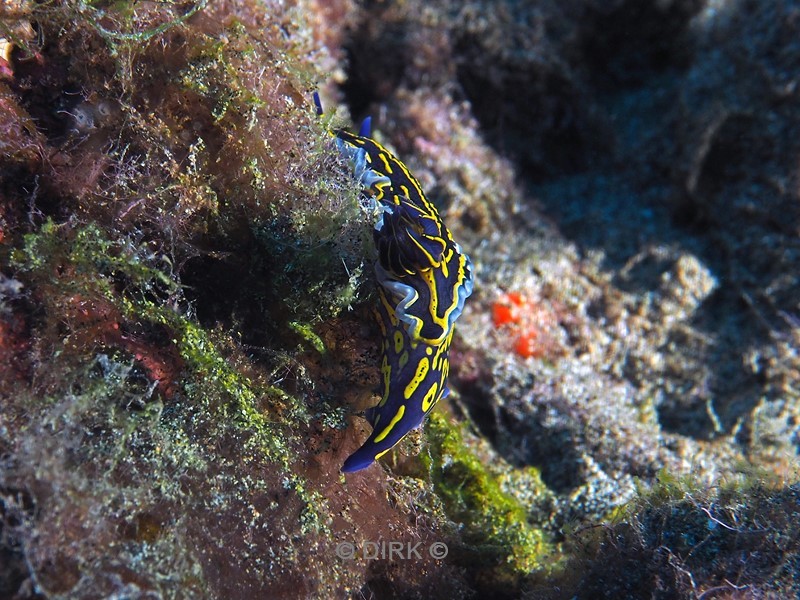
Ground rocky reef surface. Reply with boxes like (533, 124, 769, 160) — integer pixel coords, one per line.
(0, 0, 798, 597)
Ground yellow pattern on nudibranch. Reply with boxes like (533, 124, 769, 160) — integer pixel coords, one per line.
(313, 93, 474, 473)
(421, 382, 439, 413)
(404, 356, 430, 400)
(374, 405, 406, 443)
(393, 330, 404, 354)
(378, 153, 394, 174)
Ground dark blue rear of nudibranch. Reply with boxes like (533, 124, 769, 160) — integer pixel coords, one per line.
(340, 285, 456, 472)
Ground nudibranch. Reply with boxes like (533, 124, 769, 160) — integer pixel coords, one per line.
(314, 93, 474, 473)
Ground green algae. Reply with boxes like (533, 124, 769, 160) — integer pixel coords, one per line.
(289, 320, 327, 354)
(81, 0, 211, 45)
(0, 0, 403, 595)
(7, 355, 212, 597)
(425, 411, 553, 578)
(12, 219, 328, 532)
